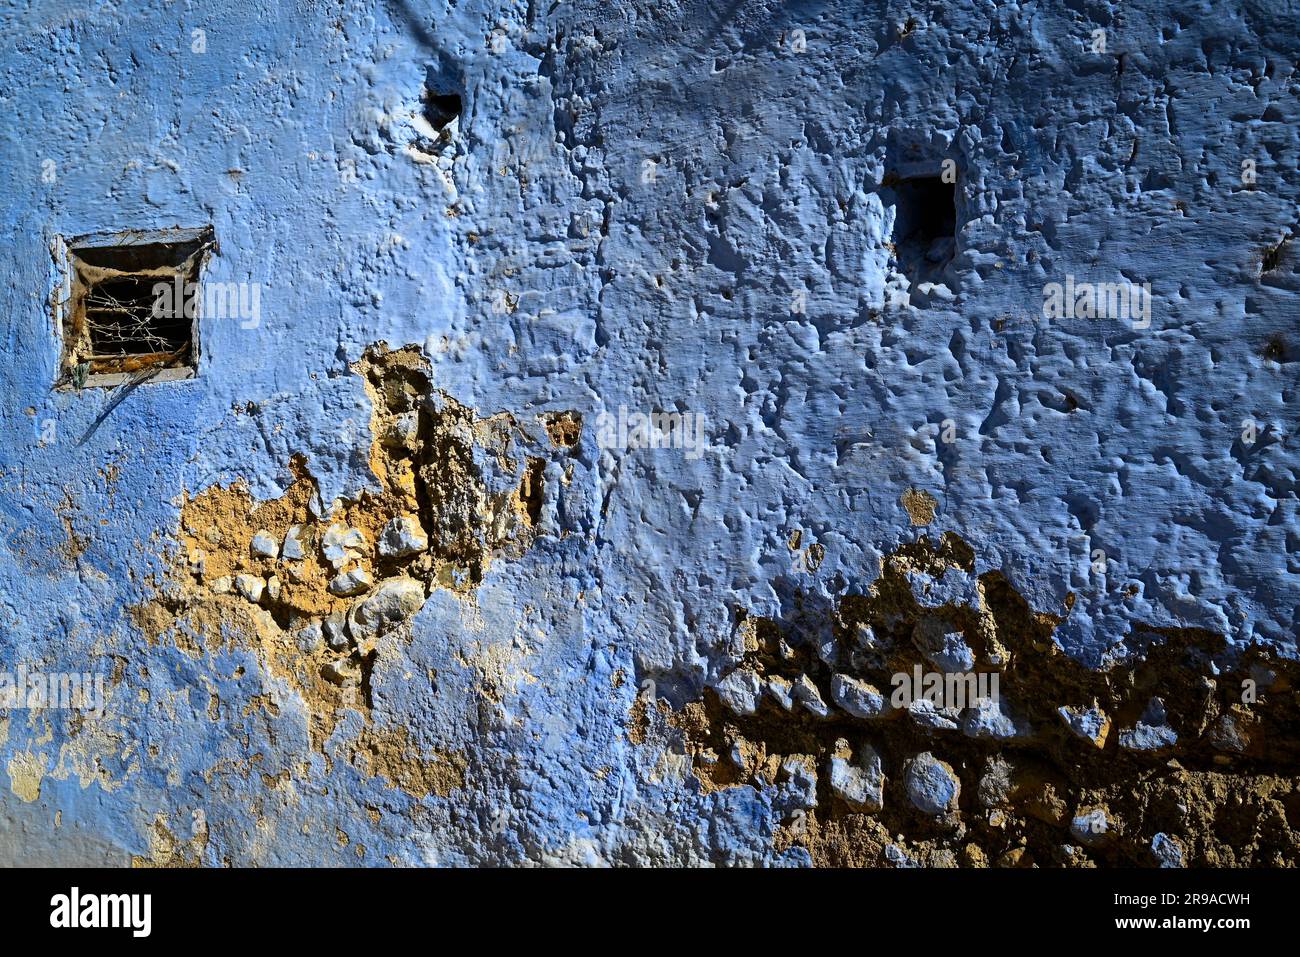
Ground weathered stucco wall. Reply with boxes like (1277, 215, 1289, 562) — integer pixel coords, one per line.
(0, 0, 1296, 866)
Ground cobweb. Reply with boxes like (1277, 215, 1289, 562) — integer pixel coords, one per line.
(83, 277, 187, 356)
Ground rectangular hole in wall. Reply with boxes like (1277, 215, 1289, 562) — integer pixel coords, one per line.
(890, 174, 957, 289)
(57, 227, 214, 388)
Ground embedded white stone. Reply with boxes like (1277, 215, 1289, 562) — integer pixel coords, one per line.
(323, 611, 351, 651)
(905, 752, 960, 816)
(1119, 697, 1179, 752)
(829, 740, 884, 811)
(794, 674, 830, 718)
(282, 525, 307, 561)
(328, 566, 373, 596)
(1071, 807, 1111, 845)
(250, 531, 279, 559)
(348, 577, 426, 646)
(322, 523, 367, 570)
(830, 674, 888, 719)
(1058, 702, 1110, 749)
(378, 515, 429, 559)
(296, 621, 323, 653)
(766, 675, 794, 711)
(235, 574, 264, 603)
(714, 669, 761, 716)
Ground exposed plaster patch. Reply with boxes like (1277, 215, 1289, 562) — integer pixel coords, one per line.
(134, 343, 560, 797)
(7, 751, 46, 802)
(636, 533, 1300, 866)
(351, 724, 466, 800)
(541, 410, 583, 449)
(901, 488, 938, 527)
(130, 813, 208, 867)
(50, 707, 136, 794)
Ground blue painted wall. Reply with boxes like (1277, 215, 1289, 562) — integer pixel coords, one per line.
(0, 0, 1295, 865)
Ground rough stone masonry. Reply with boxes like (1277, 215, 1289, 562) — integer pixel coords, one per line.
(0, 0, 1296, 867)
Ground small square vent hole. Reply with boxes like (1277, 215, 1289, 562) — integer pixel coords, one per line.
(59, 228, 213, 388)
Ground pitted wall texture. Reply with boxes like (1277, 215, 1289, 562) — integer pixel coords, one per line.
(0, 0, 1296, 866)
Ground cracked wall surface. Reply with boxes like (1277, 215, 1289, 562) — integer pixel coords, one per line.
(0, 0, 1297, 866)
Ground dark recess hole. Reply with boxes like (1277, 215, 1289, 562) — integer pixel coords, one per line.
(84, 275, 191, 356)
(423, 92, 462, 132)
(1262, 231, 1290, 274)
(892, 175, 956, 277)
(75, 241, 196, 272)
(520, 457, 545, 526)
(1263, 335, 1289, 363)
(886, 170, 958, 302)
